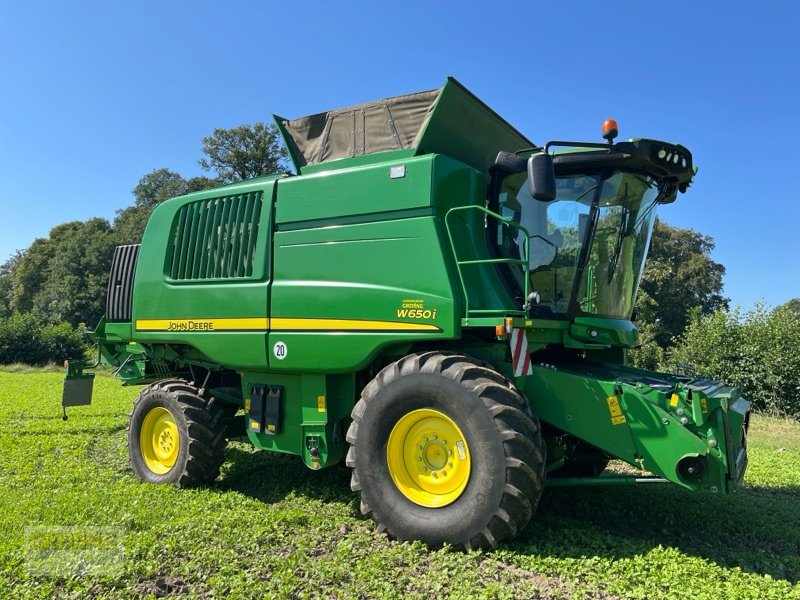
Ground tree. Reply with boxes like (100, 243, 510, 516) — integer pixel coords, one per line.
(10, 237, 55, 314)
(31, 218, 117, 327)
(0, 253, 20, 318)
(777, 298, 800, 318)
(114, 169, 219, 245)
(199, 122, 288, 183)
(636, 219, 728, 348)
(670, 304, 800, 417)
(112, 205, 152, 246)
(131, 168, 190, 209)
(7, 220, 116, 327)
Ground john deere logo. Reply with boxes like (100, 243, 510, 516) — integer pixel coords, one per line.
(167, 320, 214, 331)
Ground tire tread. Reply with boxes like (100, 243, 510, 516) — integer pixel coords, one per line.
(128, 378, 228, 487)
(347, 352, 546, 550)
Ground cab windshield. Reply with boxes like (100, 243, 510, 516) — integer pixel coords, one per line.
(495, 169, 660, 319)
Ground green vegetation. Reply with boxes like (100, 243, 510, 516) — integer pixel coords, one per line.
(635, 219, 728, 350)
(1, 372, 797, 599)
(670, 303, 800, 417)
(632, 302, 800, 418)
(198, 122, 289, 185)
(0, 219, 117, 327)
(0, 314, 85, 366)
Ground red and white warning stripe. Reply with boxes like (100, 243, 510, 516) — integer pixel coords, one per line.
(509, 328, 533, 377)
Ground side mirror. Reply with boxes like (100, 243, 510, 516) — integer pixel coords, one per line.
(527, 153, 556, 201)
(493, 151, 526, 174)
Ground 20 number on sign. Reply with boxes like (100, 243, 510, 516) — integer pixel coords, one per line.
(273, 341, 287, 360)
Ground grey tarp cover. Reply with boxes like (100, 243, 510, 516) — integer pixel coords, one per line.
(276, 77, 534, 173)
(278, 89, 439, 168)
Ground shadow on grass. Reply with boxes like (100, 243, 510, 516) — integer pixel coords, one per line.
(217, 446, 799, 583)
(217, 446, 355, 508)
(512, 483, 800, 583)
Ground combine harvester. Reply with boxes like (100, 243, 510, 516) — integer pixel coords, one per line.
(64, 78, 750, 550)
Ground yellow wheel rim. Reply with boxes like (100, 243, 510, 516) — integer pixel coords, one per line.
(387, 409, 471, 508)
(140, 407, 180, 474)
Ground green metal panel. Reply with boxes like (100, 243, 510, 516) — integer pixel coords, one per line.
(265, 154, 523, 373)
(524, 364, 640, 463)
(127, 152, 526, 374)
(298, 150, 418, 175)
(241, 371, 352, 468)
(103, 321, 132, 342)
(500, 317, 638, 353)
(268, 215, 458, 372)
(275, 155, 436, 225)
(130, 177, 282, 369)
(568, 317, 639, 348)
(414, 78, 534, 172)
(520, 354, 745, 491)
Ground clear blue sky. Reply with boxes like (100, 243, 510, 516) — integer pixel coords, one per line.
(1, 2, 798, 309)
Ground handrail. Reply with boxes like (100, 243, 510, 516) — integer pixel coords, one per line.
(444, 205, 530, 319)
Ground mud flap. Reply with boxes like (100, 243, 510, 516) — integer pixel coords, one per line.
(61, 360, 95, 420)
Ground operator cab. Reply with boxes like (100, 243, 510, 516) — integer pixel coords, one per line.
(488, 125, 695, 322)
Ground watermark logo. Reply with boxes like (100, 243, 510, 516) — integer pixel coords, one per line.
(25, 526, 125, 577)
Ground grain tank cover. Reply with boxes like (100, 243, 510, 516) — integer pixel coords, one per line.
(275, 77, 534, 174)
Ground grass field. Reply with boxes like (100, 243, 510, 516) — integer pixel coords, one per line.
(1, 371, 798, 599)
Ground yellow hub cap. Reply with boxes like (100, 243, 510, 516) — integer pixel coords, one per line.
(140, 407, 180, 474)
(387, 409, 471, 508)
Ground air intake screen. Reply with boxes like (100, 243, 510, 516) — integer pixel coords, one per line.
(106, 244, 140, 321)
(168, 192, 263, 280)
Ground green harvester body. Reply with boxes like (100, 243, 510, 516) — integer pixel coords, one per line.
(65, 78, 750, 541)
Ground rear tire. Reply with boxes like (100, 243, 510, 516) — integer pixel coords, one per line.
(128, 379, 228, 486)
(346, 352, 546, 550)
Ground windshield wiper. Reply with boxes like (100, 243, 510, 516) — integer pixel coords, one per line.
(606, 183, 629, 283)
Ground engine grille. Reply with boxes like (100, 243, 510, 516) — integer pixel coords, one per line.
(106, 244, 140, 322)
(167, 191, 263, 281)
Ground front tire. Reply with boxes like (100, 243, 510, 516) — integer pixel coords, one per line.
(128, 379, 228, 486)
(346, 352, 546, 550)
